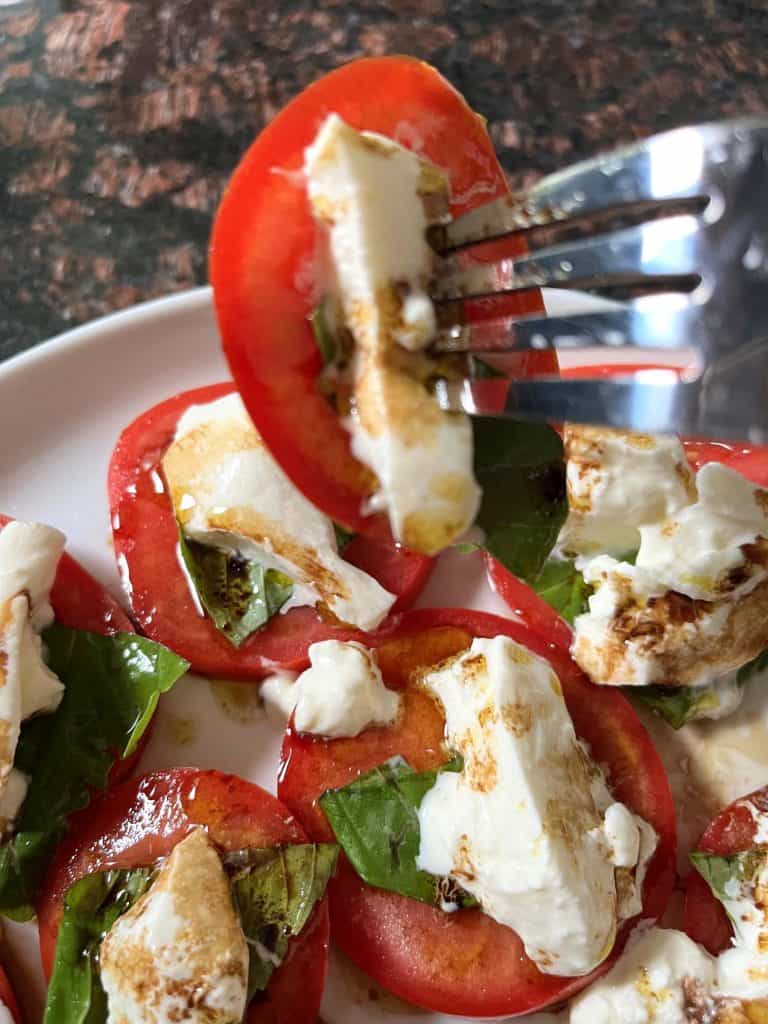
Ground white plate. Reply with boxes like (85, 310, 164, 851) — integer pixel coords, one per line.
(2, 288, 768, 1022)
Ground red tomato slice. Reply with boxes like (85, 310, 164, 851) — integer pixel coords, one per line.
(278, 607, 676, 1017)
(108, 383, 432, 681)
(0, 965, 22, 1024)
(211, 56, 553, 540)
(37, 768, 330, 1024)
(684, 785, 768, 956)
(0, 515, 141, 784)
(489, 366, 768, 641)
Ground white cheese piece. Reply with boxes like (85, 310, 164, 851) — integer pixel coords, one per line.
(415, 635, 653, 976)
(305, 113, 481, 555)
(572, 461, 768, 689)
(636, 462, 768, 602)
(162, 392, 395, 632)
(603, 802, 641, 868)
(714, 856, 768, 1000)
(0, 522, 65, 824)
(100, 828, 248, 1024)
(259, 669, 299, 727)
(569, 928, 717, 1023)
(0, 1008, 13, 1024)
(558, 426, 695, 558)
(286, 640, 399, 739)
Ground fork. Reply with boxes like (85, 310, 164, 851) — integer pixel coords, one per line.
(429, 117, 768, 443)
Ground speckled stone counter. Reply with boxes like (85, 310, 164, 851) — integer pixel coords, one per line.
(2, 0, 768, 359)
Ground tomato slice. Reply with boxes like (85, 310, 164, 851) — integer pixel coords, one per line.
(0, 965, 22, 1024)
(37, 768, 330, 1024)
(684, 785, 768, 956)
(488, 365, 768, 641)
(211, 56, 553, 540)
(0, 515, 141, 784)
(277, 607, 676, 1017)
(107, 383, 432, 681)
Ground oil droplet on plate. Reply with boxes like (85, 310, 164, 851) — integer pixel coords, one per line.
(210, 679, 264, 724)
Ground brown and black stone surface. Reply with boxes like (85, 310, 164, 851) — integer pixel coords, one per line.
(2, 0, 768, 359)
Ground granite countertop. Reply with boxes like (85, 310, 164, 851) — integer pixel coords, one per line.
(2, 0, 767, 359)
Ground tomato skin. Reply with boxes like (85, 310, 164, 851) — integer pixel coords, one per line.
(107, 384, 432, 681)
(211, 56, 552, 541)
(684, 785, 768, 956)
(278, 607, 676, 1017)
(37, 768, 330, 1024)
(0, 965, 22, 1024)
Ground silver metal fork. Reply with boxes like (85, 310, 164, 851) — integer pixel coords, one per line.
(429, 117, 768, 442)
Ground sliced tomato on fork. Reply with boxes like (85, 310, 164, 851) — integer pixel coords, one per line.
(37, 768, 331, 1024)
(278, 607, 676, 1018)
(107, 383, 433, 681)
(210, 56, 555, 542)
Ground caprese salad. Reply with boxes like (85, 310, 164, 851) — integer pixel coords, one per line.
(38, 769, 335, 1023)
(108, 383, 432, 679)
(3, 49, 766, 1024)
(0, 516, 188, 920)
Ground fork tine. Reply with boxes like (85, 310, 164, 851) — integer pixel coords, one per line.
(433, 297, 704, 354)
(436, 118, 766, 252)
(435, 374, 708, 436)
(432, 214, 701, 302)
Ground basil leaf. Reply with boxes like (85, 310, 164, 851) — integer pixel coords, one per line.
(320, 756, 477, 911)
(0, 627, 188, 918)
(228, 843, 338, 1000)
(43, 867, 153, 1024)
(178, 531, 293, 647)
(738, 648, 768, 684)
(473, 418, 567, 582)
(531, 557, 592, 625)
(689, 850, 765, 909)
(311, 301, 341, 366)
(333, 522, 356, 551)
(634, 686, 720, 730)
(469, 355, 506, 379)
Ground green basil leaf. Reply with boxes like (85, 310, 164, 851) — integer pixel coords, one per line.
(468, 355, 506, 379)
(320, 756, 477, 911)
(333, 522, 356, 551)
(178, 531, 293, 647)
(473, 418, 567, 582)
(43, 867, 153, 1024)
(311, 301, 341, 366)
(0, 627, 188, 918)
(228, 843, 338, 1001)
(633, 685, 719, 730)
(689, 850, 765, 909)
(738, 648, 768, 685)
(531, 557, 592, 625)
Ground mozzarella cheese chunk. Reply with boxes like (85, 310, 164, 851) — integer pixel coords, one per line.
(569, 928, 717, 1023)
(162, 392, 395, 631)
(714, 852, 768, 1000)
(415, 635, 654, 976)
(100, 829, 248, 1024)
(305, 114, 481, 555)
(0, 522, 65, 829)
(266, 640, 399, 738)
(559, 426, 695, 558)
(571, 455, 768, 689)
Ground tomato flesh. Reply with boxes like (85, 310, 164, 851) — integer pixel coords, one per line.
(37, 768, 330, 1024)
(107, 384, 432, 681)
(278, 607, 676, 1017)
(685, 785, 768, 956)
(211, 56, 553, 540)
